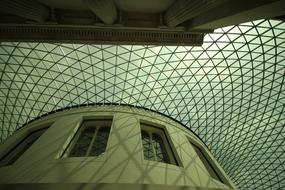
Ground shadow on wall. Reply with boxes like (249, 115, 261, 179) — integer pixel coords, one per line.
(0, 112, 230, 190)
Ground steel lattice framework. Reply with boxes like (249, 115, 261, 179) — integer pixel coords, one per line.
(0, 19, 285, 189)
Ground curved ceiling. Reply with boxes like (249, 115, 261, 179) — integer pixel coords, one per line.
(0, 19, 285, 189)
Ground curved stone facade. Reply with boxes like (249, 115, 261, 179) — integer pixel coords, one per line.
(0, 105, 235, 189)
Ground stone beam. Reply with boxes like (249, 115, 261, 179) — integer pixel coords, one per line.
(164, 0, 227, 27)
(0, 0, 49, 23)
(187, 0, 285, 30)
(0, 24, 204, 46)
(83, 0, 117, 24)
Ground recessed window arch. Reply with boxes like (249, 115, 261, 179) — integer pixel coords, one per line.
(190, 140, 226, 184)
(65, 119, 112, 157)
(140, 123, 179, 166)
(0, 126, 49, 167)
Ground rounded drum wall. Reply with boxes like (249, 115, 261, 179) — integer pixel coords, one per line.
(0, 106, 234, 190)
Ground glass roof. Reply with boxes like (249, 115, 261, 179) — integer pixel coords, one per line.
(0, 19, 285, 189)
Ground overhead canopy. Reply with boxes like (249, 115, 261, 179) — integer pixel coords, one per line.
(0, 19, 284, 189)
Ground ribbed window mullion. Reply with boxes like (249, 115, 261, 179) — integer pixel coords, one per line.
(149, 132, 157, 161)
(86, 127, 99, 156)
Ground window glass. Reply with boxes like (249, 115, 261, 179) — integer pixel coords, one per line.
(68, 119, 112, 157)
(69, 127, 96, 157)
(142, 130, 155, 161)
(90, 127, 110, 156)
(152, 133, 169, 163)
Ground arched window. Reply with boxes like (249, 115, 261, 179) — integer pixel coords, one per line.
(140, 123, 179, 165)
(67, 119, 112, 157)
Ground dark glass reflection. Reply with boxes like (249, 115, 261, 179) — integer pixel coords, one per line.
(142, 130, 155, 161)
(141, 130, 170, 163)
(152, 133, 169, 163)
(90, 127, 110, 156)
(70, 127, 95, 157)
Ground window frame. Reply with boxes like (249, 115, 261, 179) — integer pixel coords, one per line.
(189, 139, 230, 185)
(140, 122, 181, 166)
(62, 118, 113, 158)
(0, 125, 50, 167)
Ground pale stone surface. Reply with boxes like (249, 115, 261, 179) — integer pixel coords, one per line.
(0, 106, 235, 189)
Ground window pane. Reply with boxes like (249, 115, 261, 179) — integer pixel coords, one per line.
(192, 143, 222, 182)
(141, 130, 155, 161)
(70, 127, 95, 157)
(89, 127, 110, 156)
(152, 133, 170, 163)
